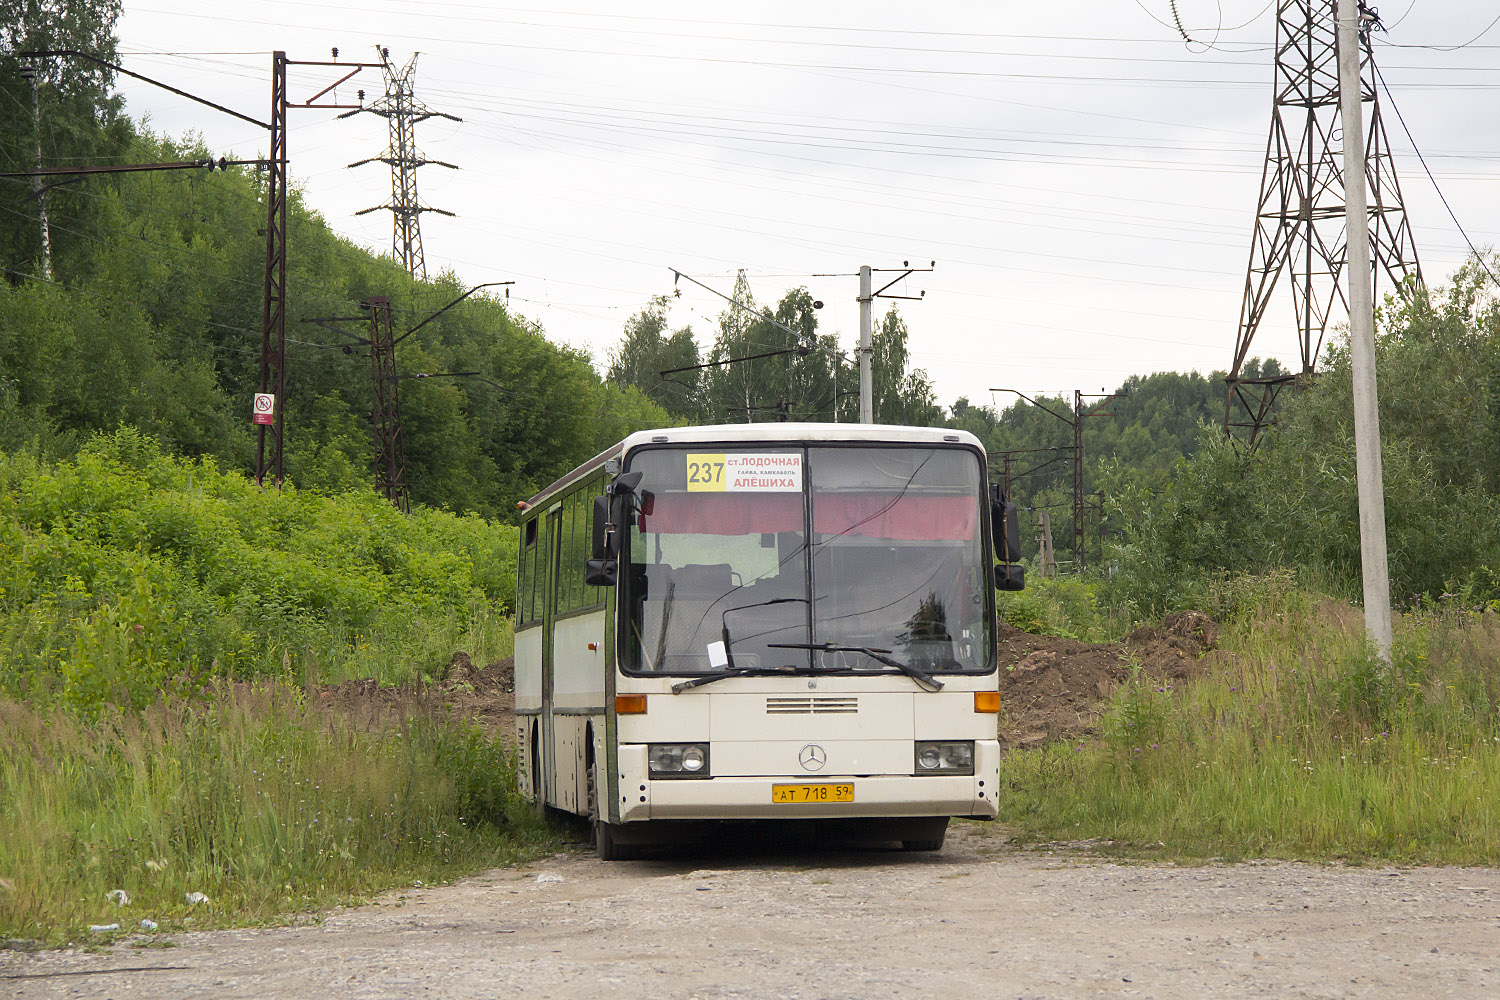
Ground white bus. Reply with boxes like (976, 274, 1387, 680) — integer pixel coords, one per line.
(513, 423, 1024, 859)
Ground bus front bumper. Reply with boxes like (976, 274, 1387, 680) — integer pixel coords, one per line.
(614, 740, 1001, 823)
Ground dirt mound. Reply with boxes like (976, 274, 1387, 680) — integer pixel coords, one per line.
(311, 652, 516, 738)
(438, 653, 515, 737)
(998, 611, 1218, 750)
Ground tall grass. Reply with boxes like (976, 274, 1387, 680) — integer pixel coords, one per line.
(1000, 579, 1500, 863)
(0, 683, 549, 945)
(0, 430, 544, 944)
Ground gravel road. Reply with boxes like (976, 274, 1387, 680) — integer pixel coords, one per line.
(5, 824, 1498, 999)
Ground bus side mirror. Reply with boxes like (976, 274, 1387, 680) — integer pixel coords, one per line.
(584, 557, 617, 587)
(587, 471, 644, 584)
(989, 484, 1020, 563)
(587, 495, 621, 586)
(994, 563, 1025, 592)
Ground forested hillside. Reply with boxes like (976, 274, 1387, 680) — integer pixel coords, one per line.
(1, 18, 668, 518)
(938, 360, 1281, 563)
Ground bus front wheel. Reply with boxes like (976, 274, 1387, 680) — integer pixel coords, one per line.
(899, 818, 949, 852)
(589, 760, 637, 861)
(594, 817, 637, 861)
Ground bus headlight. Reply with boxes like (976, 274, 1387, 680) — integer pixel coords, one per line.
(914, 741, 974, 775)
(649, 743, 711, 779)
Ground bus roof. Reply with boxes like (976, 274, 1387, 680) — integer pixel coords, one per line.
(522, 423, 983, 511)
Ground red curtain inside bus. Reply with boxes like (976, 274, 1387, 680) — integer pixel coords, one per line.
(639, 492, 976, 541)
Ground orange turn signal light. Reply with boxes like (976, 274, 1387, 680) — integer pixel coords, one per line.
(974, 691, 1001, 714)
(615, 694, 647, 715)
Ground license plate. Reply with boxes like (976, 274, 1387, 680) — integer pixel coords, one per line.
(771, 783, 854, 803)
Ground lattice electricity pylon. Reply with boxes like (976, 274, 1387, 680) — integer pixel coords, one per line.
(1225, 0, 1421, 449)
(366, 296, 409, 513)
(343, 49, 460, 282)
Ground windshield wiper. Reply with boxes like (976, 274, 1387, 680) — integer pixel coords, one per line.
(767, 641, 945, 692)
(671, 665, 804, 694)
(670, 598, 812, 693)
(719, 597, 808, 670)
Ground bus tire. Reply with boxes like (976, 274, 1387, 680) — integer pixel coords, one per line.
(589, 758, 636, 861)
(900, 818, 949, 852)
(594, 818, 636, 861)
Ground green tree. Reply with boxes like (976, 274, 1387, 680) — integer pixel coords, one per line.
(864, 306, 941, 426)
(1105, 259, 1500, 606)
(703, 270, 762, 421)
(607, 296, 701, 419)
(1, 0, 132, 282)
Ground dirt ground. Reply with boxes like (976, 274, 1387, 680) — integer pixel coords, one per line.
(6, 824, 1499, 999)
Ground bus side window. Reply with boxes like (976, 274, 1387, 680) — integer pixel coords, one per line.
(559, 495, 577, 614)
(519, 517, 538, 625)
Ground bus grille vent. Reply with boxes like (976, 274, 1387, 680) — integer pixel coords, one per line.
(765, 696, 859, 715)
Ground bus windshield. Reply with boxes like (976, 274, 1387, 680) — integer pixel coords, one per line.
(622, 445, 992, 677)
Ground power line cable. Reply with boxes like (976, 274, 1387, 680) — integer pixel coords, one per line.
(1377, 11, 1500, 50)
(1371, 57, 1500, 290)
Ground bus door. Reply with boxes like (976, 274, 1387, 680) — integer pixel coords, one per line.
(539, 505, 562, 807)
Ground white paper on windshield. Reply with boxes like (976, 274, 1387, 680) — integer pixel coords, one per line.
(706, 640, 729, 668)
(687, 452, 802, 492)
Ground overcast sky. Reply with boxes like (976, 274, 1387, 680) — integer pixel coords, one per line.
(108, 1, 1500, 410)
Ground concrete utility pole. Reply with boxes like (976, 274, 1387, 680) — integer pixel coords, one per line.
(858, 265, 873, 423)
(1337, 0, 1394, 662)
(854, 261, 933, 424)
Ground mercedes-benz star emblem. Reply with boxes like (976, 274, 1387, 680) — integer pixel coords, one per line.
(798, 744, 827, 771)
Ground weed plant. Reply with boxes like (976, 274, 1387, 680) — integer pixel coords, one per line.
(0, 683, 552, 945)
(1000, 578, 1500, 863)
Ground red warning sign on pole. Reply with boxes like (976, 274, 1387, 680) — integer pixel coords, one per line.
(252, 393, 275, 425)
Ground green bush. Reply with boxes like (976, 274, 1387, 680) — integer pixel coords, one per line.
(0, 428, 518, 709)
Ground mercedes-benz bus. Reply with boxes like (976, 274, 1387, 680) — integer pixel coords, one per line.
(513, 423, 1023, 859)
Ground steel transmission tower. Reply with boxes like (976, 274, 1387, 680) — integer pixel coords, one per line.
(365, 296, 410, 513)
(343, 48, 459, 281)
(1225, 0, 1421, 448)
